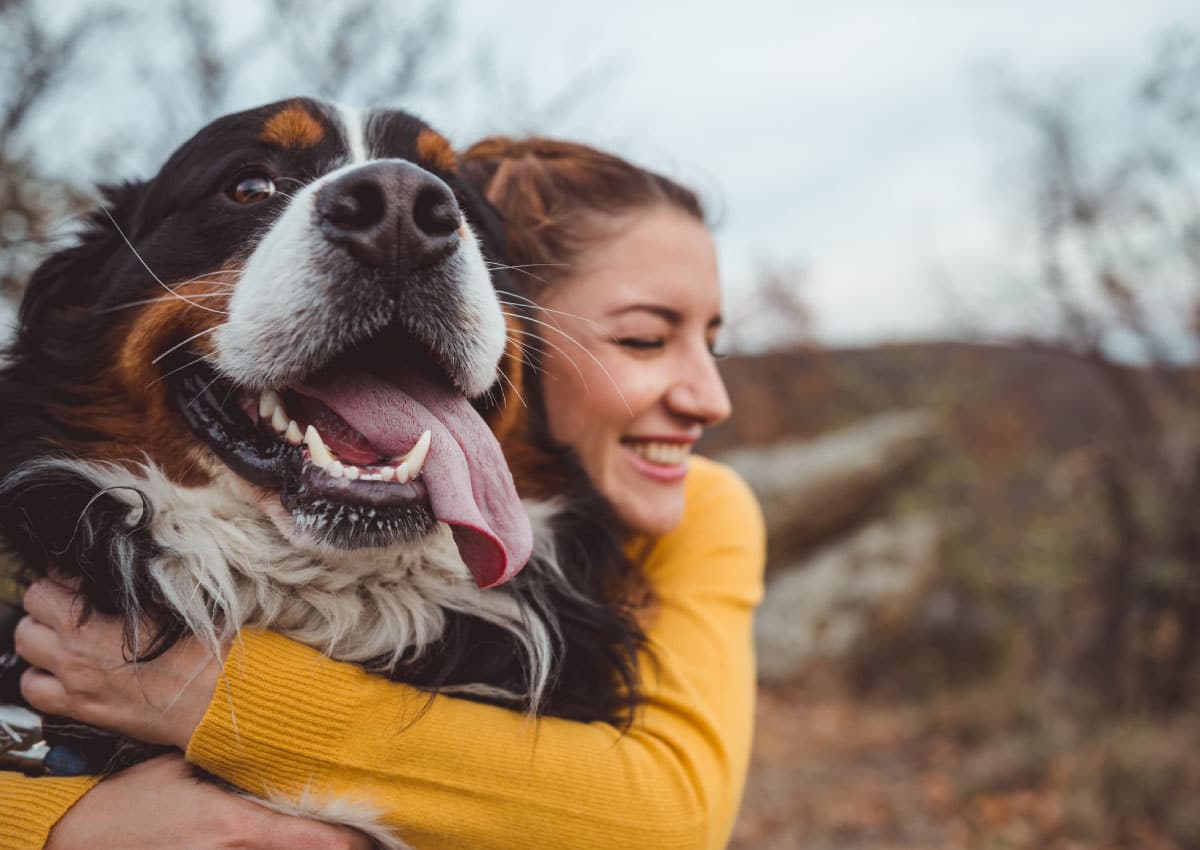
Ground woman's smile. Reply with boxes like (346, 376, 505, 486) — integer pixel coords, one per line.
(620, 436, 695, 482)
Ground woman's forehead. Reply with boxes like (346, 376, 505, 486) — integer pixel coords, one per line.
(555, 207, 721, 316)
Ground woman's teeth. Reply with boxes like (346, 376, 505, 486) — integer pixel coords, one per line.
(257, 389, 430, 483)
(628, 441, 690, 466)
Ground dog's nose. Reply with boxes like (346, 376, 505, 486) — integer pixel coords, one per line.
(316, 162, 461, 270)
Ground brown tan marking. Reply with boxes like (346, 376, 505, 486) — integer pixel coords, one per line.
(417, 128, 457, 174)
(260, 104, 325, 150)
(54, 271, 239, 486)
(490, 312, 566, 504)
(485, 312, 527, 446)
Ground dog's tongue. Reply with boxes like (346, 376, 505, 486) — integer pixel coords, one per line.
(296, 371, 532, 588)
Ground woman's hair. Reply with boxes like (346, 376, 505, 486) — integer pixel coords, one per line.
(460, 137, 705, 297)
(456, 139, 695, 722)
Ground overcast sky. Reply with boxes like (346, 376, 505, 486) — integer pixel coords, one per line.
(21, 1, 1200, 347)
(415, 1, 1197, 346)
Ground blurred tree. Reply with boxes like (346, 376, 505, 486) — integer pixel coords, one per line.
(1000, 28, 1200, 711)
(0, 0, 615, 312)
(0, 0, 454, 304)
(0, 0, 119, 299)
(723, 261, 815, 354)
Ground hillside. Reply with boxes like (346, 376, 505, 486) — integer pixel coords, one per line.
(704, 341, 1127, 455)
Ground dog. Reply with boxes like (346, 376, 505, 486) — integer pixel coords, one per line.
(0, 98, 644, 844)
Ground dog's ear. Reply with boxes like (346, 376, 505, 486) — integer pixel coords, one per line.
(17, 180, 145, 334)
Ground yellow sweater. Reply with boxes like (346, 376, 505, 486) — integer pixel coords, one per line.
(0, 457, 764, 849)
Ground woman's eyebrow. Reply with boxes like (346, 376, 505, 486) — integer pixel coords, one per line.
(607, 305, 724, 330)
(606, 304, 681, 323)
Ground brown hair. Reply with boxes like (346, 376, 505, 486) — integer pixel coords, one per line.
(459, 137, 705, 297)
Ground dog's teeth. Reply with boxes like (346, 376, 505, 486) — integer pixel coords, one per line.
(395, 463, 412, 484)
(285, 420, 303, 445)
(344, 465, 360, 481)
(258, 389, 282, 421)
(271, 405, 289, 433)
(304, 425, 334, 468)
(327, 460, 345, 478)
(397, 430, 432, 480)
(379, 466, 396, 482)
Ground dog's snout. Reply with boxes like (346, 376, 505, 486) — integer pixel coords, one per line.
(317, 162, 461, 270)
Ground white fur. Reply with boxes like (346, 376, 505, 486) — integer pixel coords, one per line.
(6, 455, 574, 848)
(6, 458, 554, 697)
(256, 786, 409, 850)
(3, 453, 568, 849)
(451, 223, 509, 396)
(333, 104, 368, 165)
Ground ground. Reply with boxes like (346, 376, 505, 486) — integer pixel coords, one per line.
(730, 683, 1192, 850)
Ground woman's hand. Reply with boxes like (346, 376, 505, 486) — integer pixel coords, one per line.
(15, 578, 221, 750)
(46, 753, 373, 850)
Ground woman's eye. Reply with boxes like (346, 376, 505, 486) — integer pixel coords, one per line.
(617, 337, 665, 351)
(227, 174, 276, 204)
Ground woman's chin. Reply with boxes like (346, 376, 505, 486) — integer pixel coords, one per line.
(610, 467, 687, 536)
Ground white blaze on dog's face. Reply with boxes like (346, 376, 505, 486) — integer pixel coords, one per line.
(59, 99, 532, 588)
(216, 157, 505, 397)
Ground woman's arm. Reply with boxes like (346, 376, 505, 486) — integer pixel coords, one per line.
(0, 755, 372, 850)
(187, 458, 764, 850)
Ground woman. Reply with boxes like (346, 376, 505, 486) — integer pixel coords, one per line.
(2, 138, 765, 850)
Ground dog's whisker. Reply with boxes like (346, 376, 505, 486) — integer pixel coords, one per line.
(148, 353, 218, 387)
(219, 381, 239, 410)
(151, 326, 224, 365)
(507, 327, 589, 389)
(503, 337, 536, 358)
(99, 207, 232, 316)
(487, 264, 569, 272)
(168, 269, 241, 286)
(487, 265, 561, 286)
(495, 367, 527, 410)
(490, 372, 509, 409)
(187, 373, 224, 407)
(99, 293, 231, 314)
(504, 318, 632, 414)
(496, 299, 607, 333)
(502, 336, 545, 373)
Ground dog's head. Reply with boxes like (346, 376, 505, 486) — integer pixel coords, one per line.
(8, 98, 531, 588)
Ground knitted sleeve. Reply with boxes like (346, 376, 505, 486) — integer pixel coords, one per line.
(0, 774, 99, 849)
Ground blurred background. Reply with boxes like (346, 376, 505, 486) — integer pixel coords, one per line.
(3, 1, 1200, 847)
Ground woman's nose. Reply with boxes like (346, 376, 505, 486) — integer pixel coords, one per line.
(667, 349, 731, 426)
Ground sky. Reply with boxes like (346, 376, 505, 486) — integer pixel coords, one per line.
(17, 0, 1200, 348)
(428, 1, 1198, 346)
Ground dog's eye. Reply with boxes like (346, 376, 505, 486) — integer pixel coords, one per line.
(228, 174, 276, 204)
